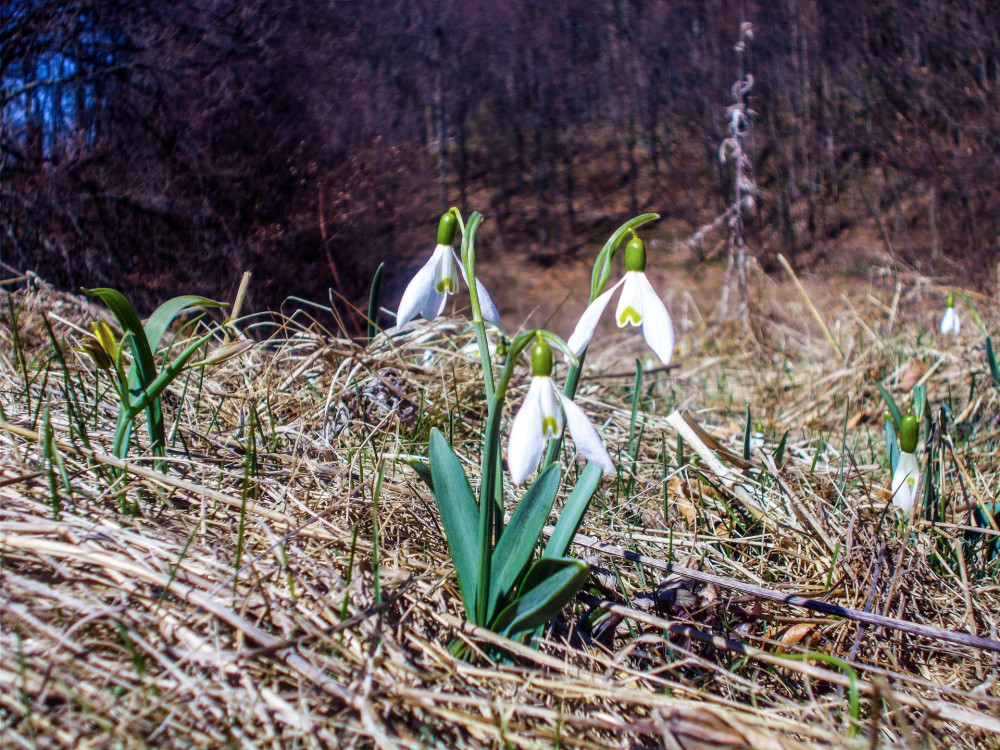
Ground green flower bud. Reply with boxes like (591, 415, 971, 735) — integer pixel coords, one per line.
(946, 293, 955, 309)
(624, 235, 647, 272)
(899, 412, 919, 454)
(437, 212, 458, 246)
(531, 338, 553, 377)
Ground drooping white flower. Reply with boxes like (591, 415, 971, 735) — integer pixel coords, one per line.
(507, 339, 614, 485)
(567, 235, 674, 364)
(396, 213, 500, 328)
(889, 412, 920, 515)
(890, 451, 920, 515)
(939, 294, 960, 335)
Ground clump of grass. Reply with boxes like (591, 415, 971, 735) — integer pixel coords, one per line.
(0, 269, 998, 748)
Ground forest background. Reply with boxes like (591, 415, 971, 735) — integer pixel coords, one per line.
(3, 0, 998, 321)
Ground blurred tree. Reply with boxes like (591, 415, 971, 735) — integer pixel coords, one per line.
(2, 0, 997, 319)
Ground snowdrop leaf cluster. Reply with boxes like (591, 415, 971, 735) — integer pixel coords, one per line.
(391, 209, 683, 642)
(81, 288, 228, 476)
(395, 209, 626, 641)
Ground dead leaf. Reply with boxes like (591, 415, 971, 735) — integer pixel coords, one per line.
(846, 409, 868, 430)
(668, 476, 697, 526)
(898, 358, 927, 392)
(767, 622, 818, 652)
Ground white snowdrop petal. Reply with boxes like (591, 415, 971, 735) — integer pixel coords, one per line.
(567, 278, 625, 355)
(940, 307, 960, 335)
(396, 249, 443, 327)
(890, 451, 920, 514)
(507, 380, 546, 485)
(560, 393, 614, 475)
(615, 273, 643, 328)
(637, 273, 675, 365)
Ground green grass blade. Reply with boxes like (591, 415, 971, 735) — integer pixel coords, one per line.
(742, 404, 752, 462)
(774, 430, 789, 468)
(986, 337, 999, 387)
(884, 415, 900, 473)
(404, 459, 434, 492)
(367, 262, 385, 342)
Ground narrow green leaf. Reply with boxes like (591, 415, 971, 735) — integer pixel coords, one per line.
(884, 416, 900, 473)
(492, 557, 589, 640)
(742, 404, 752, 462)
(84, 288, 164, 457)
(774, 430, 789, 468)
(488, 464, 561, 622)
(874, 382, 901, 430)
(125, 333, 215, 418)
(145, 295, 226, 355)
(428, 428, 480, 618)
(404, 459, 434, 492)
(986, 337, 999, 387)
(83, 288, 156, 376)
(367, 262, 384, 342)
(543, 462, 603, 559)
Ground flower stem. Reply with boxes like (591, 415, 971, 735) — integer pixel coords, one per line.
(543, 351, 585, 468)
(460, 212, 496, 403)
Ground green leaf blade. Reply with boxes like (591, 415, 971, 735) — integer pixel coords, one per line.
(84, 288, 164, 456)
(428, 429, 481, 618)
(543, 461, 603, 559)
(875, 382, 901, 430)
(488, 464, 561, 622)
(491, 557, 589, 640)
(145, 295, 227, 355)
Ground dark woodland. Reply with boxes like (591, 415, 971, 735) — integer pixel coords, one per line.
(3, 0, 999, 316)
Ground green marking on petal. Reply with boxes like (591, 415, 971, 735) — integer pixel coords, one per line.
(436, 277, 458, 294)
(542, 416, 559, 437)
(618, 306, 641, 326)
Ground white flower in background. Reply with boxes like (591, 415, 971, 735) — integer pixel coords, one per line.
(749, 422, 765, 452)
(891, 451, 920, 515)
(507, 338, 614, 485)
(396, 212, 500, 328)
(890, 413, 920, 515)
(939, 293, 960, 335)
(567, 234, 674, 364)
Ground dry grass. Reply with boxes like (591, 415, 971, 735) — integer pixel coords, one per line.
(1, 267, 998, 749)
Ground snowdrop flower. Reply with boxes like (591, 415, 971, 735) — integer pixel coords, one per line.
(749, 422, 765, 452)
(396, 212, 501, 328)
(567, 234, 674, 364)
(890, 413, 920, 515)
(507, 338, 614, 485)
(939, 293, 960, 335)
